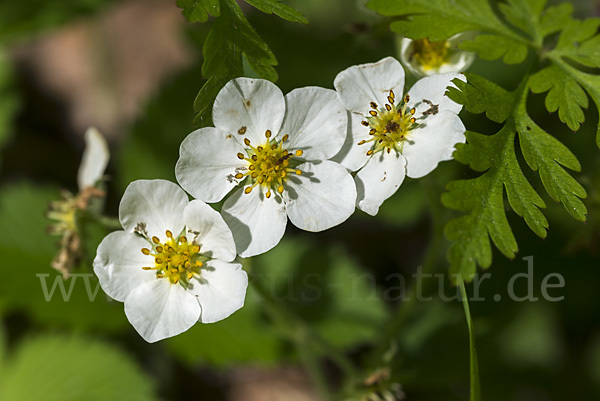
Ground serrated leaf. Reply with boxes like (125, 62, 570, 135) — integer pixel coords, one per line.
(498, 0, 545, 42)
(529, 65, 588, 131)
(548, 54, 600, 148)
(441, 74, 587, 282)
(555, 18, 600, 52)
(368, 0, 510, 41)
(244, 0, 307, 24)
(446, 73, 514, 123)
(539, 3, 573, 37)
(459, 34, 528, 64)
(0, 335, 158, 401)
(193, 0, 277, 127)
(516, 100, 587, 221)
(176, 0, 220, 23)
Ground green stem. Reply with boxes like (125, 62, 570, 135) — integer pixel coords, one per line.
(459, 280, 481, 401)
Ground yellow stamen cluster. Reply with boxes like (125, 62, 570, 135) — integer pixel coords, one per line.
(141, 230, 204, 285)
(359, 90, 417, 156)
(236, 130, 303, 198)
(411, 38, 450, 71)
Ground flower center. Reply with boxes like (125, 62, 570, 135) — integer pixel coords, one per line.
(236, 130, 303, 198)
(141, 229, 205, 285)
(411, 38, 450, 71)
(359, 91, 417, 156)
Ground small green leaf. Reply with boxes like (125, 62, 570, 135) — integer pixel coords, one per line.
(497, 0, 545, 42)
(447, 73, 514, 124)
(529, 65, 588, 131)
(0, 335, 159, 401)
(459, 34, 528, 64)
(244, 0, 308, 24)
(176, 0, 220, 23)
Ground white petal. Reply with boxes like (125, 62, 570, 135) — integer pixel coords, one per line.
(402, 111, 466, 178)
(119, 179, 188, 237)
(176, 127, 245, 203)
(124, 279, 200, 343)
(77, 127, 109, 190)
(280, 87, 347, 160)
(408, 73, 464, 116)
(93, 231, 156, 302)
(183, 200, 237, 262)
(331, 112, 372, 172)
(213, 78, 285, 144)
(284, 160, 357, 231)
(221, 187, 287, 257)
(334, 57, 405, 115)
(188, 260, 248, 323)
(355, 152, 407, 216)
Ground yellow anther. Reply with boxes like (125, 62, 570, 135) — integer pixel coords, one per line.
(237, 152, 245, 159)
(152, 236, 160, 244)
(265, 130, 272, 138)
(180, 236, 187, 243)
(404, 94, 410, 103)
(251, 155, 258, 161)
(370, 102, 378, 109)
(235, 173, 244, 179)
(238, 126, 247, 135)
(245, 186, 253, 194)
(385, 104, 392, 111)
(387, 96, 394, 104)
(295, 149, 303, 157)
(295, 169, 302, 175)
(244, 138, 251, 146)
(387, 148, 392, 154)
(410, 108, 416, 115)
(266, 191, 271, 199)
(410, 117, 416, 123)
(389, 90, 395, 99)
(369, 129, 376, 135)
(358, 140, 367, 145)
(362, 120, 370, 127)
(271, 144, 278, 150)
(367, 150, 374, 156)
(257, 146, 263, 152)
(156, 246, 163, 253)
(277, 185, 284, 193)
(166, 230, 173, 238)
(142, 266, 152, 270)
(141, 248, 151, 255)
(282, 134, 289, 142)
(369, 110, 378, 116)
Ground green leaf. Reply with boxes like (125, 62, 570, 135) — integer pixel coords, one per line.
(244, 0, 308, 24)
(0, 335, 158, 401)
(459, 34, 528, 64)
(176, 0, 220, 23)
(459, 281, 481, 401)
(193, 0, 278, 126)
(443, 74, 585, 282)
(367, 0, 513, 41)
(516, 99, 587, 221)
(539, 3, 573, 37)
(529, 65, 588, 131)
(497, 0, 545, 43)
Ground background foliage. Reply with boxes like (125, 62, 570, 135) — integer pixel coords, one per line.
(0, 0, 599, 400)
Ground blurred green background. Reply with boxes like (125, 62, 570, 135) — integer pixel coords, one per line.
(0, 0, 599, 400)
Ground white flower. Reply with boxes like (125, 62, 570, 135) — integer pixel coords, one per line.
(175, 78, 357, 257)
(398, 34, 475, 78)
(333, 57, 466, 216)
(93, 179, 248, 343)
